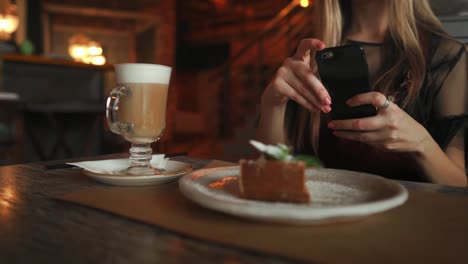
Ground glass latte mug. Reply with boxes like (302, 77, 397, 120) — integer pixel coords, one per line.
(106, 63, 171, 175)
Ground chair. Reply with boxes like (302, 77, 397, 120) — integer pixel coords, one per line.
(0, 92, 24, 164)
(24, 102, 105, 161)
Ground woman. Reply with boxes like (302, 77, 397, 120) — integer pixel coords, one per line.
(256, 0, 467, 186)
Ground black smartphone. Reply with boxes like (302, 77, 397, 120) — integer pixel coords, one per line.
(315, 44, 376, 120)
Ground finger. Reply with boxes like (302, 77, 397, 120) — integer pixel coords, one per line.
(276, 79, 320, 112)
(276, 61, 320, 109)
(293, 38, 326, 61)
(302, 71, 332, 106)
(346, 91, 387, 108)
(328, 115, 386, 131)
(289, 60, 332, 106)
(283, 72, 328, 112)
(284, 60, 331, 111)
(333, 129, 397, 143)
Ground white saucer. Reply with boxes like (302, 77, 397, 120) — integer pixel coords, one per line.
(179, 166, 408, 225)
(84, 160, 193, 186)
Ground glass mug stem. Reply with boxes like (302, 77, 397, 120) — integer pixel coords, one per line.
(129, 143, 152, 167)
(126, 143, 164, 175)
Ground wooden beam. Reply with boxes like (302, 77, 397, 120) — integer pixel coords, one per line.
(15, 0, 27, 44)
(42, 10, 51, 54)
(53, 25, 131, 37)
(43, 3, 160, 22)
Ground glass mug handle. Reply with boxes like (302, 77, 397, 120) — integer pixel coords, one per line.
(106, 86, 132, 134)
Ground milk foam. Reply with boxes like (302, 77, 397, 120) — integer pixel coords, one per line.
(115, 63, 172, 84)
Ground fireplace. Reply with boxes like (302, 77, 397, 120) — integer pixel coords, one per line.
(41, 3, 161, 64)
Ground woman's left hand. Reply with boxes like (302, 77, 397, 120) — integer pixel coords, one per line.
(327, 92, 431, 153)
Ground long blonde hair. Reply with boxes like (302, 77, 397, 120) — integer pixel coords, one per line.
(290, 0, 448, 155)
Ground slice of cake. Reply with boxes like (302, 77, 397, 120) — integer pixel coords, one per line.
(239, 140, 320, 204)
(240, 159, 309, 203)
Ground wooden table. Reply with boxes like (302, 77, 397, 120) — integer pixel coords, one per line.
(1, 154, 467, 263)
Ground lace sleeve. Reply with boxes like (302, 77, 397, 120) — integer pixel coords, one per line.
(430, 42, 467, 150)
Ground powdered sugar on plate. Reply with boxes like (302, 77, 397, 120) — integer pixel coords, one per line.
(306, 181, 372, 206)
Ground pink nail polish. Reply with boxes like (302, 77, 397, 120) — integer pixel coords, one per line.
(324, 105, 332, 113)
(328, 122, 335, 129)
(324, 97, 332, 105)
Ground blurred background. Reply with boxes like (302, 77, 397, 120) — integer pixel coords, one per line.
(0, 0, 467, 164)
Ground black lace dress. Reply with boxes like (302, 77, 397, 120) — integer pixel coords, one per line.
(285, 34, 467, 182)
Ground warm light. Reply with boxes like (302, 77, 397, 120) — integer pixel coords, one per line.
(68, 44, 88, 60)
(3, 186, 14, 200)
(300, 0, 309, 8)
(0, 167, 17, 218)
(0, 3, 19, 40)
(87, 41, 103, 56)
(1, 185, 16, 216)
(68, 34, 107, 65)
(91, 55, 106, 65)
(68, 34, 90, 61)
(82, 56, 92, 64)
(0, 14, 18, 33)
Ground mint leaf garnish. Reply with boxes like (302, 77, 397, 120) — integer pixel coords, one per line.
(292, 155, 323, 167)
(249, 140, 322, 167)
(249, 140, 292, 160)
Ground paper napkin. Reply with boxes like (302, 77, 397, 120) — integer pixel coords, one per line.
(68, 154, 168, 174)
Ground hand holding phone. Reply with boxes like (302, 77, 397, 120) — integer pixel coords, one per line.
(315, 44, 376, 120)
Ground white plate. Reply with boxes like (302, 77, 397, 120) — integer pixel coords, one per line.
(179, 166, 408, 225)
(84, 160, 193, 186)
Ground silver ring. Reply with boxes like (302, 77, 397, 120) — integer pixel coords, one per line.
(377, 97, 391, 111)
